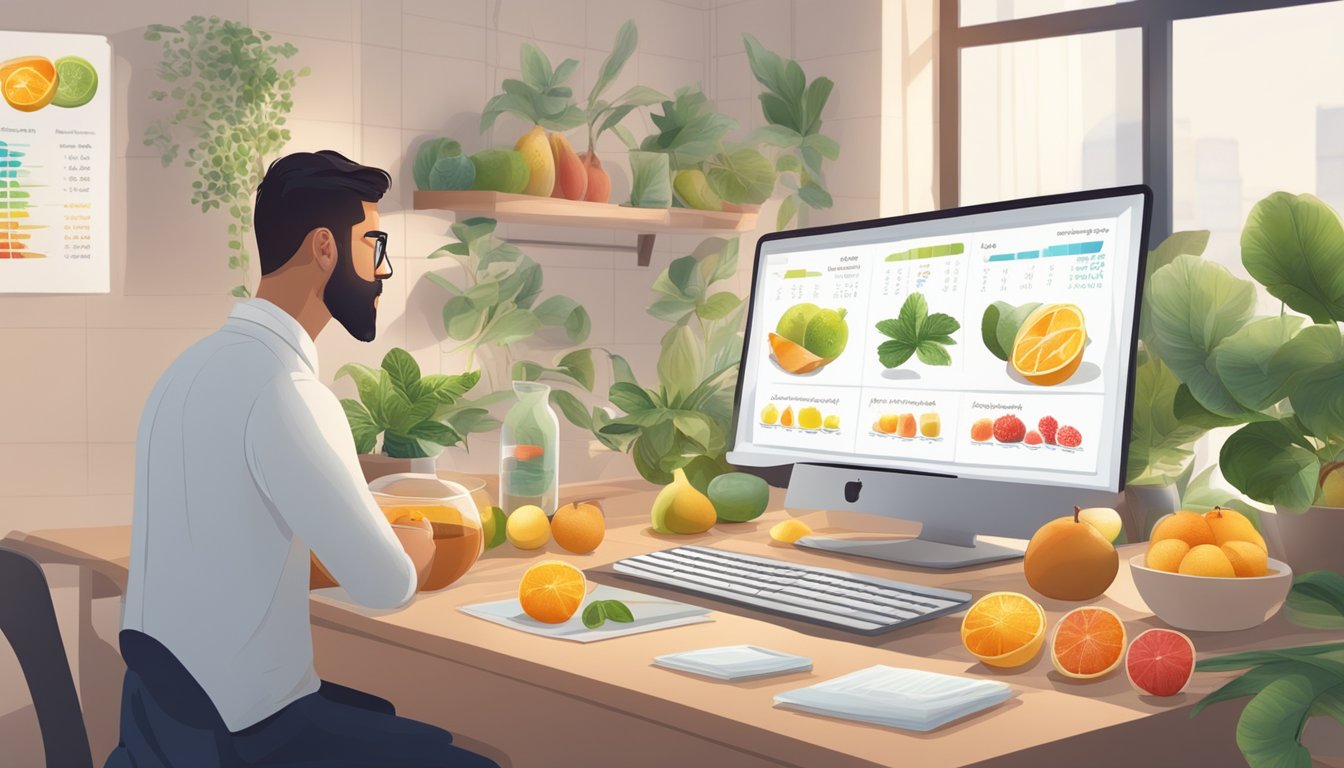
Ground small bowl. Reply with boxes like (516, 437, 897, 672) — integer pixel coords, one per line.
(1129, 554, 1293, 632)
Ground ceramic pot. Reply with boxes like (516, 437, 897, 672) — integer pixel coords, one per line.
(358, 454, 438, 484)
(1267, 505, 1344, 574)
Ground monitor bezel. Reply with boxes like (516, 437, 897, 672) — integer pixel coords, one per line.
(728, 184, 1154, 493)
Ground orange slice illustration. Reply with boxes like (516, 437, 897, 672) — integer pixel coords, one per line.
(768, 332, 827, 374)
(1011, 303, 1086, 386)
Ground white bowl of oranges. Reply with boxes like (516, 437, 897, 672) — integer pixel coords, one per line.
(1130, 507, 1292, 632)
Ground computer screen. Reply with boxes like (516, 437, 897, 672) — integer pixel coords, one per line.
(728, 186, 1151, 495)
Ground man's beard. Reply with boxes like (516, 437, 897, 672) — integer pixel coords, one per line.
(323, 234, 383, 342)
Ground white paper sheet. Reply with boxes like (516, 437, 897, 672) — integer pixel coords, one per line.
(460, 584, 712, 643)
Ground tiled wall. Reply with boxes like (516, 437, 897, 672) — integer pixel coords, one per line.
(0, 0, 884, 534)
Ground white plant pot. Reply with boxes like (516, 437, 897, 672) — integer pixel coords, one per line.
(1122, 483, 1180, 542)
(1267, 505, 1344, 574)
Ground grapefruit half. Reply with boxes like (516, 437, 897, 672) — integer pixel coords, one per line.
(1125, 628, 1195, 697)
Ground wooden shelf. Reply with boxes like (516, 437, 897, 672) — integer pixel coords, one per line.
(412, 190, 758, 266)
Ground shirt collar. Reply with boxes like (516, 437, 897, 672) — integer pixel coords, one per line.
(228, 299, 320, 376)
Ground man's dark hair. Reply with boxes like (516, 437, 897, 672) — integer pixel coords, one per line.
(254, 151, 392, 275)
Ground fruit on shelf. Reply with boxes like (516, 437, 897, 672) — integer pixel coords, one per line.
(1038, 416, 1058, 444)
(707, 472, 770, 523)
(1011, 303, 1087, 386)
(469, 149, 530, 193)
(1056, 425, 1083, 448)
(515, 124, 556, 196)
(798, 407, 823, 431)
(970, 418, 993, 442)
(896, 413, 917, 438)
(1126, 628, 1196, 697)
(768, 332, 827, 374)
(551, 500, 605, 554)
(1024, 506, 1119, 601)
(1077, 507, 1122, 543)
(650, 468, 716, 534)
(919, 412, 940, 438)
(578, 151, 611, 203)
(960, 592, 1046, 669)
(549, 131, 587, 200)
(780, 405, 794, 428)
(760, 403, 779, 425)
(673, 168, 723, 211)
(993, 414, 1025, 443)
(1051, 606, 1126, 679)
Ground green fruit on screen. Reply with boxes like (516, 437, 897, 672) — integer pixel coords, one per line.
(803, 308, 848, 360)
(776, 302, 820, 346)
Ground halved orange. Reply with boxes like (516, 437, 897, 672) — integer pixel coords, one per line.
(0, 56, 55, 84)
(3, 64, 57, 112)
(961, 591, 1047, 668)
(1050, 606, 1126, 679)
(1010, 304, 1087, 386)
(518, 560, 587, 624)
(768, 332, 827, 374)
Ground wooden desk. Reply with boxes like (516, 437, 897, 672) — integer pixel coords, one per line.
(6, 480, 1333, 767)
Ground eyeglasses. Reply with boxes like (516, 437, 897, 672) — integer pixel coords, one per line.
(364, 230, 392, 277)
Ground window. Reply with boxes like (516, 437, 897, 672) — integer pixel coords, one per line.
(940, 0, 1344, 243)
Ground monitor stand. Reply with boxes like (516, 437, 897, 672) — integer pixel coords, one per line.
(795, 527, 1026, 570)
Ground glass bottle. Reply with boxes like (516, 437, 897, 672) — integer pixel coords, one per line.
(499, 381, 559, 516)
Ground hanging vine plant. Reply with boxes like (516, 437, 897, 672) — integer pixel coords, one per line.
(143, 16, 309, 297)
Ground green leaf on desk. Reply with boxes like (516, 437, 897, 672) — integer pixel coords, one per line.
(581, 599, 634, 629)
(1286, 571, 1344, 629)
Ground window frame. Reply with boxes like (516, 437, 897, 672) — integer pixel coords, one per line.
(937, 0, 1342, 242)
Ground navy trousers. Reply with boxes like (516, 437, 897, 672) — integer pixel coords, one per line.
(104, 630, 497, 768)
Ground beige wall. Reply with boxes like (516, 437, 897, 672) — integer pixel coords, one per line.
(0, 0, 884, 537)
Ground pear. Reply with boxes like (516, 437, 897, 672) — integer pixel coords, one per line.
(549, 132, 588, 201)
(515, 125, 556, 196)
(650, 468, 717, 534)
(673, 168, 723, 211)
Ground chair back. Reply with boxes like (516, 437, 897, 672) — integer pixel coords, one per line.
(0, 545, 95, 768)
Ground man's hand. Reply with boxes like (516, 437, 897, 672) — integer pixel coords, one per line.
(389, 515, 436, 590)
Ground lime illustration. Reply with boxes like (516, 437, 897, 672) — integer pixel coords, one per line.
(802, 308, 848, 360)
(51, 56, 97, 108)
(776, 302, 820, 345)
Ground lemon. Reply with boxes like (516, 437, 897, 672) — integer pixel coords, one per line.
(823, 414, 840, 430)
(798, 407, 823, 430)
(506, 505, 551, 549)
(769, 519, 813, 544)
(760, 403, 779, 425)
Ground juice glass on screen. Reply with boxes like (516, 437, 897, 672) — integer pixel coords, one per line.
(370, 475, 483, 591)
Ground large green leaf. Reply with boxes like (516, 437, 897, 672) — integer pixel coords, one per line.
(479, 306, 541, 347)
(1140, 230, 1210, 343)
(628, 150, 671, 208)
(340, 398, 379, 454)
(1237, 674, 1343, 768)
(588, 20, 636, 103)
(671, 410, 713, 450)
(1146, 254, 1257, 416)
(439, 405, 497, 444)
(1214, 315, 1304, 411)
(697, 291, 740, 321)
(534, 294, 591, 342)
(658, 323, 704, 405)
(609, 381, 658, 415)
(408, 420, 462, 449)
(1127, 355, 1206, 485)
(631, 420, 679, 485)
(1269, 323, 1344, 396)
(418, 370, 479, 404)
(609, 352, 638, 387)
(1173, 384, 1253, 429)
(549, 389, 592, 431)
(1288, 360, 1344, 443)
(443, 295, 485, 341)
(519, 42, 552, 89)
(380, 348, 421, 399)
(705, 147, 775, 204)
(1286, 571, 1344, 629)
(1242, 192, 1344, 324)
(1219, 420, 1320, 511)
(335, 362, 382, 410)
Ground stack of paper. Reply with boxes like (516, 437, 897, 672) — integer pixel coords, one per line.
(654, 646, 812, 681)
(773, 665, 1015, 732)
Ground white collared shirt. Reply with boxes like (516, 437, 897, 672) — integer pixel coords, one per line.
(122, 298, 416, 732)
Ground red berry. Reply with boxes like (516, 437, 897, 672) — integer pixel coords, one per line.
(1025, 430, 1043, 445)
(1057, 425, 1082, 448)
(1039, 416, 1058, 444)
(992, 414, 1025, 443)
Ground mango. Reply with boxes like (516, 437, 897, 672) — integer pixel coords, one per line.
(673, 168, 723, 211)
(707, 472, 769, 523)
(651, 468, 716, 534)
(469, 149, 530, 193)
(515, 124, 555, 196)
(550, 132, 587, 200)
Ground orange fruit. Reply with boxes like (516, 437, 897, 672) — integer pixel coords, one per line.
(3, 64, 58, 112)
(896, 413, 917, 438)
(961, 592, 1047, 668)
(877, 413, 900, 434)
(1178, 543, 1236, 578)
(1144, 538, 1190, 573)
(551, 501, 605, 554)
(1011, 304, 1087, 386)
(0, 56, 55, 85)
(970, 417, 993, 442)
(518, 560, 587, 624)
(1221, 541, 1268, 578)
(780, 406, 794, 427)
(1051, 606, 1126, 679)
(1150, 510, 1216, 549)
(768, 332, 827, 374)
(1204, 507, 1266, 551)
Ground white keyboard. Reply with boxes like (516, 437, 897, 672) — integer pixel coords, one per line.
(612, 546, 972, 634)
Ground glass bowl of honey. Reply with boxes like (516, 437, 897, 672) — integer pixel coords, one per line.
(370, 473, 483, 591)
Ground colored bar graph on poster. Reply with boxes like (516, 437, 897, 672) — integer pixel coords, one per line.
(0, 141, 47, 258)
(887, 242, 966, 262)
(983, 241, 1105, 263)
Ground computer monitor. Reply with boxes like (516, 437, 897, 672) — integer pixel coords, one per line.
(727, 185, 1152, 569)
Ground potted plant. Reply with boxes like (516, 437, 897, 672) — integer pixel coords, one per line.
(1146, 192, 1344, 571)
(337, 348, 494, 482)
(577, 20, 665, 203)
(480, 41, 585, 198)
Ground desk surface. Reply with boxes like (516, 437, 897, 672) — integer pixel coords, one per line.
(7, 480, 1331, 767)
